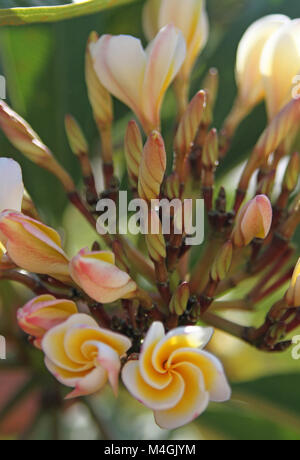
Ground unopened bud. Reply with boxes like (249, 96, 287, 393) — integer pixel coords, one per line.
(145, 210, 166, 263)
(22, 190, 39, 220)
(65, 115, 89, 156)
(86, 31, 113, 130)
(164, 172, 180, 200)
(286, 258, 300, 307)
(0, 102, 76, 193)
(203, 68, 219, 109)
(169, 282, 190, 316)
(202, 128, 219, 168)
(0, 242, 15, 270)
(283, 152, 300, 192)
(0, 101, 52, 164)
(211, 241, 233, 282)
(138, 131, 166, 201)
(174, 90, 206, 173)
(232, 195, 273, 247)
(125, 120, 143, 191)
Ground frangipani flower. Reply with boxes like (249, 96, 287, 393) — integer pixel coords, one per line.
(17, 295, 78, 349)
(143, 0, 208, 81)
(0, 158, 24, 213)
(90, 25, 186, 134)
(260, 18, 300, 120)
(287, 258, 300, 307)
(0, 211, 71, 283)
(42, 314, 132, 399)
(236, 15, 289, 113)
(70, 248, 137, 304)
(122, 322, 231, 429)
(232, 195, 272, 248)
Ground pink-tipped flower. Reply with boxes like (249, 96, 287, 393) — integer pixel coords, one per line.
(0, 158, 24, 213)
(287, 259, 300, 307)
(17, 295, 78, 349)
(90, 25, 186, 134)
(42, 314, 132, 399)
(0, 211, 70, 282)
(232, 195, 273, 247)
(138, 131, 167, 201)
(70, 248, 137, 304)
(122, 322, 231, 430)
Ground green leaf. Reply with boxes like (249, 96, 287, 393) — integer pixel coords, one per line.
(0, 0, 138, 26)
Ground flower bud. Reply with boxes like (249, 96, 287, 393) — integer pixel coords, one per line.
(145, 210, 166, 262)
(65, 115, 89, 157)
(0, 241, 15, 270)
(86, 31, 113, 129)
(164, 172, 180, 200)
(70, 248, 137, 304)
(21, 189, 40, 220)
(124, 120, 143, 191)
(232, 195, 273, 247)
(0, 211, 71, 283)
(138, 131, 166, 201)
(283, 152, 300, 192)
(287, 258, 300, 307)
(17, 295, 78, 349)
(0, 101, 54, 164)
(203, 67, 219, 110)
(0, 158, 24, 213)
(169, 282, 190, 316)
(236, 15, 289, 112)
(174, 90, 206, 174)
(261, 18, 300, 119)
(202, 128, 219, 168)
(211, 241, 233, 282)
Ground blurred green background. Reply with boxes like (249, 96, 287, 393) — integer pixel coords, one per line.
(0, 0, 300, 440)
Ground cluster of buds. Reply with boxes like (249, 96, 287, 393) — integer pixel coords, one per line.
(1, 1, 300, 431)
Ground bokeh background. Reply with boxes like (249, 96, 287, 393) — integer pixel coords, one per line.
(0, 0, 300, 440)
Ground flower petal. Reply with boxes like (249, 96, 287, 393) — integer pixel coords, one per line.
(0, 158, 24, 213)
(91, 34, 146, 121)
(65, 367, 108, 399)
(154, 362, 209, 430)
(152, 325, 214, 372)
(143, 25, 186, 128)
(122, 360, 185, 411)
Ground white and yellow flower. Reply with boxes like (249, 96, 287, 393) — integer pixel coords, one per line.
(122, 322, 231, 429)
(42, 313, 132, 399)
(90, 25, 186, 134)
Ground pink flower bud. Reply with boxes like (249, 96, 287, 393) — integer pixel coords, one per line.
(69, 248, 137, 304)
(0, 211, 71, 282)
(17, 295, 78, 349)
(232, 195, 272, 247)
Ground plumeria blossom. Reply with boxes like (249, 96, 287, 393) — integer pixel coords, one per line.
(260, 18, 300, 120)
(0, 211, 71, 283)
(17, 295, 78, 349)
(0, 158, 24, 213)
(143, 0, 209, 81)
(42, 314, 132, 399)
(90, 25, 186, 134)
(70, 248, 137, 304)
(122, 322, 231, 430)
(236, 14, 289, 114)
